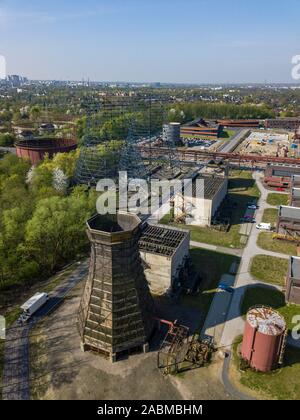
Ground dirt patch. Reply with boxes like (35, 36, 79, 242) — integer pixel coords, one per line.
(29, 281, 231, 400)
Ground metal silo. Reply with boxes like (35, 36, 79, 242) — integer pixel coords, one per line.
(241, 306, 287, 372)
(163, 122, 181, 146)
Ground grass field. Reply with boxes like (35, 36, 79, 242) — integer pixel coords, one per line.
(240, 286, 300, 332)
(257, 232, 297, 256)
(261, 208, 278, 225)
(267, 193, 289, 206)
(233, 334, 300, 400)
(182, 248, 240, 332)
(250, 254, 288, 286)
(238, 286, 300, 400)
(161, 170, 260, 249)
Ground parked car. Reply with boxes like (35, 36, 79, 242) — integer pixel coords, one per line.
(247, 204, 259, 210)
(18, 292, 49, 324)
(218, 283, 234, 294)
(256, 223, 272, 231)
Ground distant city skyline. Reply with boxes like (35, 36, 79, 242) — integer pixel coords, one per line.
(1, 0, 300, 84)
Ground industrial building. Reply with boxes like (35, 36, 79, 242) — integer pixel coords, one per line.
(241, 306, 287, 372)
(77, 213, 155, 362)
(264, 163, 300, 189)
(264, 118, 300, 131)
(290, 186, 300, 207)
(217, 119, 260, 128)
(277, 205, 300, 235)
(15, 137, 77, 164)
(180, 119, 222, 138)
(163, 122, 181, 146)
(139, 223, 190, 295)
(174, 174, 228, 227)
(286, 256, 300, 304)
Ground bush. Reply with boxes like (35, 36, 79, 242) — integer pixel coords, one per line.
(0, 133, 15, 147)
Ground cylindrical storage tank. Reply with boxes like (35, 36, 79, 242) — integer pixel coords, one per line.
(241, 306, 286, 372)
(15, 137, 77, 165)
(163, 122, 181, 145)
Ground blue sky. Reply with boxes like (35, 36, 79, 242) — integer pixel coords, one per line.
(0, 0, 300, 83)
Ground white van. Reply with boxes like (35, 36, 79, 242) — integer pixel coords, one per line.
(256, 223, 272, 231)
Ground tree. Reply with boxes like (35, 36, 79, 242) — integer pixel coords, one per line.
(25, 194, 92, 272)
(29, 105, 41, 122)
(0, 133, 16, 147)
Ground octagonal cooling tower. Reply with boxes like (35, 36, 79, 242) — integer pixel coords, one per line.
(77, 212, 155, 362)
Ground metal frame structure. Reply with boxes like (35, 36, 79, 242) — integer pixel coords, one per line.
(74, 95, 181, 185)
(157, 319, 212, 375)
(139, 224, 187, 257)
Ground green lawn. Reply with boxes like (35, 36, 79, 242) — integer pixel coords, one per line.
(261, 208, 278, 225)
(241, 286, 300, 332)
(267, 193, 289, 206)
(238, 286, 300, 400)
(233, 334, 300, 400)
(257, 232, 297, 256)
(160, 170, 260, 249)
(182, 248, 240, 332)
(250, 254, 288, 286)
(219, 129, 235, 139)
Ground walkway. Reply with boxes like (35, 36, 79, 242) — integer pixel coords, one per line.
(2, 261, 88, 400)
(219, 172, 291, 348)
(190, 241, 243, 257)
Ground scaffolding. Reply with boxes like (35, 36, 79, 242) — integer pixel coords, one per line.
(74, 95, 182, 186)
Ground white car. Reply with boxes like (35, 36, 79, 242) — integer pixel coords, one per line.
(256, 223, 272, 231)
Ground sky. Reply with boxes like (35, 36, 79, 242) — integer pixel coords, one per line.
(0, 0, 300, 84)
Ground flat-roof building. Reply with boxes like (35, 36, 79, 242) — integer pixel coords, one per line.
(277, 205, 300, 234)
(181, 118, 222, 138)
(217, 119, 260, 128)
(174, 175, 228, 227)
(286, 256, 300, 304)
(264, 118, 300, 131)
(139, 223, 190, 295)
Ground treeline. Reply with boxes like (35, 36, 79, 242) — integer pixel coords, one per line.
(0, 152, 98, 291)
(167, 101, 275, 123)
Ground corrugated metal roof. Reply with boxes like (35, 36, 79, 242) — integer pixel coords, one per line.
(247, 307, 286, 336)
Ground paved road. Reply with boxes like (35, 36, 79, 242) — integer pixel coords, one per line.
(1, 261, 88, 400)
(221, 351, 256, 401)
(219, 129, 250, 154)
(219, 172, 290, 348)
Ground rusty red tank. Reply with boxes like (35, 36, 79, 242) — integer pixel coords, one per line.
(15, 137, 77, 165)
(241, 306, 287, 372)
